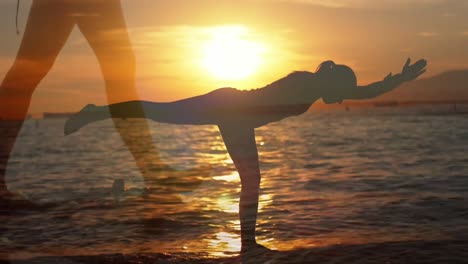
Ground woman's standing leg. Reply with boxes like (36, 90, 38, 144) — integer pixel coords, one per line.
(0, 0, 75, 198)
(218, 124, 274, 259)
(218, 125, 261, 249)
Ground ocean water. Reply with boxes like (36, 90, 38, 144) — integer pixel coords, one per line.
(2, 106, 468, 260)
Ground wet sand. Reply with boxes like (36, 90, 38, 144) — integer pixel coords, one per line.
(4, 239, 468, 264)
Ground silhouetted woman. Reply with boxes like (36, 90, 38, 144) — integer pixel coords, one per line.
(0, 0, 160, 205)
(66, 58, 426, 254)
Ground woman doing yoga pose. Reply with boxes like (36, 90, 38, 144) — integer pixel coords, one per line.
(65, 58, 427, 254)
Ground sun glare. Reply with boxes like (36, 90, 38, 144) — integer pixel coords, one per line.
(201, 25, 266, 81)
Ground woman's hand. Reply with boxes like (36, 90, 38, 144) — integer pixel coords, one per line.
(384, 58, 427, 84)
(348, 58, 427, 100)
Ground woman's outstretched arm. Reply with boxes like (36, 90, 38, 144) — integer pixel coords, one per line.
(345, 58, 427, 100)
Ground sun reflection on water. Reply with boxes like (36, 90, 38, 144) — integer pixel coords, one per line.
(217, 195, 239, 213)
(212, 171, 239, 182)
(259, 193, 273, 211)
(206, 232, 241, 256)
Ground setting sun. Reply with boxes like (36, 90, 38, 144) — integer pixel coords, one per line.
(201, 25, 266, 81)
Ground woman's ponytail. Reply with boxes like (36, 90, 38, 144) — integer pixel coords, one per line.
(16, 0, 20, 35)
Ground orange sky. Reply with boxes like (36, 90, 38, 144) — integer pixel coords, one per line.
(0, 0, 467, 115)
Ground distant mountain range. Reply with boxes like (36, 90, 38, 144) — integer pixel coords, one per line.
(376, 69, 468, 102)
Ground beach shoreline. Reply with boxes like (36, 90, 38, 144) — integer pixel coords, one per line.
(3, 239, 468, 264)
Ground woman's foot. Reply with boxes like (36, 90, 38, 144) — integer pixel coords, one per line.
(241, 242, 278, 260)
(64, 104, 100, 135)
(150, 164, 212, 192)
(0, 189, 54, 214)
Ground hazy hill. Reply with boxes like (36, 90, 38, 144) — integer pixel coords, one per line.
(376, 70, 468, 102)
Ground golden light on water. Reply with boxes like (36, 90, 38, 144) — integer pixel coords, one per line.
(217, 195, 239, 213)
(259, 193, 273, 211)
(201, 25, 266, 80)
(212, 171, 239, 182)
(206, 232, 241, 256)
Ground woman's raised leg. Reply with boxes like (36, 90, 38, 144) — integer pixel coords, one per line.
(64, 87, 237, 134)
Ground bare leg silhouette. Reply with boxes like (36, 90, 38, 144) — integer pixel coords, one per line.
(0, 1, 75, 202)
(74, 1, 170, 183)
(0, 0, 165, 204)
(218, 125, 267, 253)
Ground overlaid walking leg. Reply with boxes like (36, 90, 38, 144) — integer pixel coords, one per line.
(76, 1, 169, 185)
(0, 1, 74, 200)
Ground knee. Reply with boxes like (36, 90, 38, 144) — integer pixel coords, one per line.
(240, 172, 261, 190)
(110, 49, 135, 68)
(240, 184, 260, 202)
(97, 46, 136, 75)
(3, 58, 55, 93)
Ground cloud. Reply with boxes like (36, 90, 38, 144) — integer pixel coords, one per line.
(258, 0, 453, 9)
(417, 31, 439, 37)
(442, 12, 457, 17)
(69, 13, 100, 18)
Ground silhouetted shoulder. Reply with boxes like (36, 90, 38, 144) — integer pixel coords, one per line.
(208, 87, 238, 94)
(281, 71, 315, 84)
(288, 71, 315, 78)
(262, 71, 315, 92)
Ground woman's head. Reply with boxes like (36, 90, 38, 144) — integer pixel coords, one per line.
(315, 61, 357, 104)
